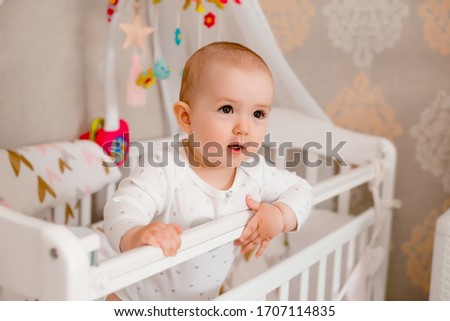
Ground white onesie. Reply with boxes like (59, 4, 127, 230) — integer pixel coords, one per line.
(104, 145, 313, 300)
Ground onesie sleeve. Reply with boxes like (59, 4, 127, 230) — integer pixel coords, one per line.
(103, 159, 171, 253)
(259, 158, 313, 232)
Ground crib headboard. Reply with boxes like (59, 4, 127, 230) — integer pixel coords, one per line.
(266, 108, 384, 166)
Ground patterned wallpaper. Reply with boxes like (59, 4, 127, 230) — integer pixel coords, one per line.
(259, 0, 450, 300)
(1, 0, 447, 301)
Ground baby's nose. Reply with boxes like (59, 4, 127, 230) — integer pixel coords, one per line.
(233, 118, 249, 135)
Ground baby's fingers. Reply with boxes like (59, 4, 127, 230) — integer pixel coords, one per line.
(240, 236, 261, 255)
(246, 195, 260, 211)
(240, 216, 258, 242)
(142, 224, 182, 256)
(170, 223, 183, 235)
(255, 240, 270, 258)
(159, 232, 181, 256)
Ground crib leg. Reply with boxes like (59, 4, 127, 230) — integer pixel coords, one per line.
(371, 139, 396, 300)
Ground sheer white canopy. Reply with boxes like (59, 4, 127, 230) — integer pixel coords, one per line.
(106, 0, 330, 134)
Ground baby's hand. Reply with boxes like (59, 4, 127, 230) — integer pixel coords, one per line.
(235, 196, 285, 258)
(120, 222, 182, 256)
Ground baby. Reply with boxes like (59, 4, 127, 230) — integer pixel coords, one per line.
(104, 42, 313, 300)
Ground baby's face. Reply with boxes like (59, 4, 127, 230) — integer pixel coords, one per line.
(187, 62, 274, 169)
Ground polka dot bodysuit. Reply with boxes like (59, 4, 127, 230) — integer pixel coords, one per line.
(104, 146, 313, 300)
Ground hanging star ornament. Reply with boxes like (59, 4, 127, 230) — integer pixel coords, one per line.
(119, 15, 154, 51)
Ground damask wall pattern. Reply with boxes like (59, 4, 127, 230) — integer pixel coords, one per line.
(259, 0, 315, 52)
(0, 0, 447, 302)
(326, 72, 403, 140)
(260, 0, 450, 300)
(418, 0, 450, 56)
(410, 91, 450, 193)
(323, 0, 410, 70)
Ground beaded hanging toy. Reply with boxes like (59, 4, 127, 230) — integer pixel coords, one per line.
(119, 0, 154, 105)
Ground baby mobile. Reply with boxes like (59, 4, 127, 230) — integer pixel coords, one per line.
(82, 0, 242, 165)
(109, 0, 242, 98)
(119, 0, 154, 106)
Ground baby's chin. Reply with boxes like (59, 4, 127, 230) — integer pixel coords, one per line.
(227, 153, 258, 168)
(191, 143, 261, 169)
(197, 155, 247, 169)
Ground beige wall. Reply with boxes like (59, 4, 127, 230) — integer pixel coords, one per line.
(1, 0, 449, 301)
(0, 0, 165, 149)
(259, 0, 450, 300)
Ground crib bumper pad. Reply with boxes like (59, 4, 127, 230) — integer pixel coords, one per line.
(0, 140, 122, 218)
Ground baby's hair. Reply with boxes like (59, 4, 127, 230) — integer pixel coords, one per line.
(179, 41, 272, 105)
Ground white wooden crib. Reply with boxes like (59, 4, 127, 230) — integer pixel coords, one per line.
(0, 108, 399, 301)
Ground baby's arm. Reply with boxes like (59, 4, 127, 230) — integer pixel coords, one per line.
(104, 162, 182, 256)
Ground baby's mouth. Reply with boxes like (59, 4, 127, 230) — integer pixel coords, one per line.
(227, 143, 244, 154)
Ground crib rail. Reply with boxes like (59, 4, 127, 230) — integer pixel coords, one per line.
(87, 162, 380, 300)
(88, 210, 253, 299)
(312, 164, 376, 205)
(216, 208, 375, 300)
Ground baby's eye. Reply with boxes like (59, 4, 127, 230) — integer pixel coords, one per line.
(219, 105, 233, 114)
(253, 110, 265, 119)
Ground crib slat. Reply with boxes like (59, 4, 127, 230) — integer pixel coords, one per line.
(316, 257, 327, 300)
(80, 194, 92, 226)
(367, 264, 374, 300)
(359, 230, 371, 299)
(312, 163, 376, 205)
(53, 204, 65, 225)
(337, 166, 351, 215)
(306, 165, 319, 186)
(358, 230, 368, 258)
(216, 208, 375, 301)
(299, 269, 309, 300)
(105, 182, 116, 201)
(332, 246, 342, 298)
(304, 149, 320, 185)
(127, 148, 140, 170)
(278, 282, 290, 300)
(347, 238, 355, 276)
(275, 154, 287, 170)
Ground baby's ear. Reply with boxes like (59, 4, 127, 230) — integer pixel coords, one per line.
(173, 101, 192, 133)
